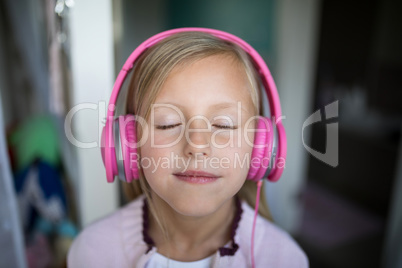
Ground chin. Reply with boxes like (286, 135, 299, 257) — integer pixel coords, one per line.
(167, 195, 230, 218)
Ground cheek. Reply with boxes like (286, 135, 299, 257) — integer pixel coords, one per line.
(215, 131, 254, 177)
(139, 136, 171, 177)
(152, 128, 184, 147)
(237, 126, 255, 158)
(139, 145, 172, 198)
(139, 134, 185, 181)
(211, 126, 255, 147)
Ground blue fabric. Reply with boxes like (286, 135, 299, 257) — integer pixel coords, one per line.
(14, 159, 67, 232)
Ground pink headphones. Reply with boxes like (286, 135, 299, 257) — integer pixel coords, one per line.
(101, 27, 287, 184)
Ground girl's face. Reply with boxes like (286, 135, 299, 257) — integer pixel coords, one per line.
(140, 54, 256, 217)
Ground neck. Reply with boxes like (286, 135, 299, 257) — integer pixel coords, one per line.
(148, 193, 236, 258)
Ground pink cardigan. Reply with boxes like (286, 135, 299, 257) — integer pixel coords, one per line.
(68, 196, 308, 267)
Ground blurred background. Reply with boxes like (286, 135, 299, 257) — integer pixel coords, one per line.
(0, 0, 401, 267)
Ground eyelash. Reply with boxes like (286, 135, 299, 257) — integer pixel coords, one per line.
(155, 124, 237, 130)
(156, 123, 182, 130)
(213, 124, 238, 130)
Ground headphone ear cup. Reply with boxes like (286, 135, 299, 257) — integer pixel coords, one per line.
(267, 121, 286, 182)
(247, 117, 274, 181)
(120, 115, 139, 182)
(101, 118, 118, 183)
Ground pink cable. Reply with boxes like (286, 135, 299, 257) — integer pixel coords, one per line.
(251, 180, 263, 268)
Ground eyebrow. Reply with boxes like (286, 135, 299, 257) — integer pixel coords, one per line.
(153, 102, 251, 113)
(210, 102, 238, 110)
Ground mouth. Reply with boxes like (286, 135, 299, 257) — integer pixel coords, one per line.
(173, 170, 220, 184)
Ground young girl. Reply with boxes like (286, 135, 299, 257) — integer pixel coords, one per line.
(68, 28, 308, 267)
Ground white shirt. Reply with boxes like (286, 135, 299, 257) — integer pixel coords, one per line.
(145, 252, 214, 268)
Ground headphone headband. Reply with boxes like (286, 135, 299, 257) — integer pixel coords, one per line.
(107, 27, 282, 121)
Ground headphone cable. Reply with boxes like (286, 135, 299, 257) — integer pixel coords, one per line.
(251, 179, 263, 268)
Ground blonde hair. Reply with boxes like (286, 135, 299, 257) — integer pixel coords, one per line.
(123, 32, 272, 236)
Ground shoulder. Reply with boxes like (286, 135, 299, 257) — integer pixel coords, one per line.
(67, 196, 147, 267)
(237, 200, 309, 267)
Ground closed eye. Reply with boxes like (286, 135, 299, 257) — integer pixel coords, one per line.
(156, 123, 182, 130)
(213, 124, 238, 130)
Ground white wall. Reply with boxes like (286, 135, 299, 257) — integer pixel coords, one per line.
(68, 0, 118, 227)
(266, 0, 321, 232)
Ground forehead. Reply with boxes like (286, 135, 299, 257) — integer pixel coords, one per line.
(154, 54, 255, 114)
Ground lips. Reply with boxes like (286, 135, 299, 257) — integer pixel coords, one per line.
(173, 170, 220, 184)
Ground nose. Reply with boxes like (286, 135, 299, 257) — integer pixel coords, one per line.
(183, 118, 211, 157)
